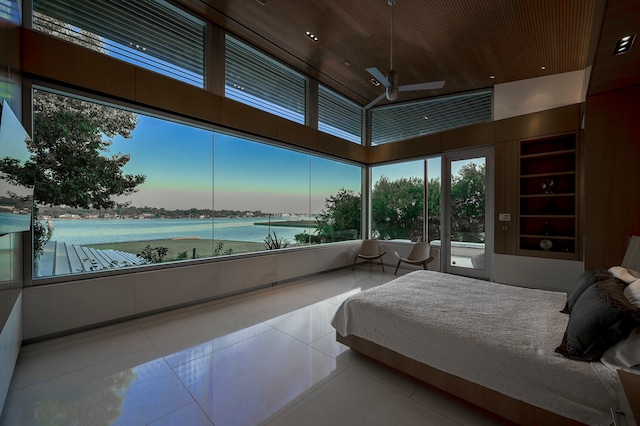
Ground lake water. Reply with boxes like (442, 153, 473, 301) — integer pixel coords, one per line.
(45, 217, 314, 245)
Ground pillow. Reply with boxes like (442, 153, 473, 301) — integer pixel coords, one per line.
(624, 278, 640, 308)
(601, 329, 640, 372)
(609, 266, 640, 284)
(555, 278, 640, 361)
(561, 266, 610, 314)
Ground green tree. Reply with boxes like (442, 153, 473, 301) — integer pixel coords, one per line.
(315, 188, 361, 242)
(371, 176, 424, 241)
(304, 168, 483, 245)
(450, 163, 485, 242)
(0, 90, 145, 257)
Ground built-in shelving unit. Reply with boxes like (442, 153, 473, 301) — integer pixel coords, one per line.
(518, 133, 579, 260)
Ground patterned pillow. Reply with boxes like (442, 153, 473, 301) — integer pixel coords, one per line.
(561, 267, 610, 314)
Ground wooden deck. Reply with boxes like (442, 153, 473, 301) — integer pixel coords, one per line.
(37, 240, 147, 277)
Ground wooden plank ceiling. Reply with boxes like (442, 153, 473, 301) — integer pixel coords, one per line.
(176, 0, 606, 107)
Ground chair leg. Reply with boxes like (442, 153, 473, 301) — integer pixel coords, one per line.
(380, 258, 385, 273)
(352, 256, 358, 270)
(394, 260, 401, 275)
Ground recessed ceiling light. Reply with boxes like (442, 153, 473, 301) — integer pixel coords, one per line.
(129, 42, 146, 51)
(541, 66, 546, 70)
(305, 31, 319, 43)
(615, 34, 636, 55)
(424, 116, 429, 120)
(370, 78, 381, 87)
(344, 60, 352, 66)
(489, 75, 495, 79)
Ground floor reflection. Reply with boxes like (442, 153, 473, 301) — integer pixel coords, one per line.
(2, 268, 503, 426)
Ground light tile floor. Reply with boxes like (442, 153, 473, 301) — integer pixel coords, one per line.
(1, 268, 510, 426)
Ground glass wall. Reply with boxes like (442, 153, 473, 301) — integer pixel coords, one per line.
(369, 158, 443, 243)
(30, 89, 362, 279)
(371, 160, 425, 242)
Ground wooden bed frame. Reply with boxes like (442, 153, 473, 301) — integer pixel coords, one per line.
(336, 333, 586, 426)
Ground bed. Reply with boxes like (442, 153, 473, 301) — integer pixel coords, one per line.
(331, 270, 639, 426)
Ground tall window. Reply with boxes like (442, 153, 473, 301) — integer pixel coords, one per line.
(225, 35, 306, 124)
(28, 89, 361, 279)
(318, 86, 362, 144)
(33, 0, 206, 87)
(371, 90, 493, 145)
(371, 161, 425, 242)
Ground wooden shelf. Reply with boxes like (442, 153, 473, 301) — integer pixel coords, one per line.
(520, 234, 575, 240)
(520, 214, 576, 218)
(517, 133, 579, 260)
(520, 193, 575, 198)
(517, 249, 577, 260)
(520, 148, 576, 159)
(520, 171, 575, 179)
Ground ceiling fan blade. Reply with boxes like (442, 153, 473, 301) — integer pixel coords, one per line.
(364, 92, 387, 109)
(366, 67, 391, 88)
(398, 80, 446, 92)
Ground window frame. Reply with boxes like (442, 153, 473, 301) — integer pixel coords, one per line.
(27, 80, 364, 286)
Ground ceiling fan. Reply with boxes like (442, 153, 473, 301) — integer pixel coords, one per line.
(365, 0, 445, 109)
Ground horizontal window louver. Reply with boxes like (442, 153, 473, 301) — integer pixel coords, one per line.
(371, 90, 493, 145)
(33, 0, 205, 87)
(225, 35, 306, 125)
(318, 86, 362, 144)
(0, 0, 20, 23)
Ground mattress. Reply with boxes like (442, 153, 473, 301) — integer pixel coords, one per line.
(331, 270, 618, 425)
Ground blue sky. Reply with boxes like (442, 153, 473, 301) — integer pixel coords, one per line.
(110, 115, 361, 213)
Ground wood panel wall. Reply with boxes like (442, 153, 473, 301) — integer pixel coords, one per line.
(24, 28, 605, 266)
(584, 85, 640, 268)
(22, 30, 368, 164)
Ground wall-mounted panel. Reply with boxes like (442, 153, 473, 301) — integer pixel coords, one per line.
(135, 68, 221, 123)
(277, 118, 318, 151)
(494, 104, 580, 143)
(219, 96, 278, 139)
(368, 133, 442, 164)
(22, 274, 137, 339)
(584, 86, 640, 269)
(22, 243, 360, 340)
(494, 254, 584, 291)
(441, 121, 494, 152)
(494, 71, 586, 121)
(135, 263, 222, 314)
(23, 30, 135, 100)
(318, 132, 367, 164)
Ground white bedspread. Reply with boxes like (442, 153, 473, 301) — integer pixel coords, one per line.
(331, 270, 618, 426)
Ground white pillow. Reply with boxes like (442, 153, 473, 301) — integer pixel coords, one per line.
(601, 329, 640, 372)
(609, 266, 639, 284)
(624, 278, 640, 308)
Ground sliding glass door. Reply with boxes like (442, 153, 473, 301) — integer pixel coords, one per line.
(442, 147, 493, 279)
